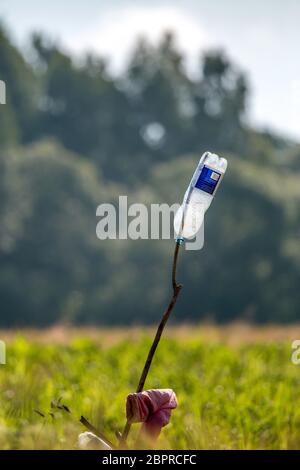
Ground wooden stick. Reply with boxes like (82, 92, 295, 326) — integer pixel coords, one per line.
(80, 415, 116, 449)
(119, 241, 183, 447)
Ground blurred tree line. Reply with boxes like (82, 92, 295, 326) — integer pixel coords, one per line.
(0, 23, 299, 326)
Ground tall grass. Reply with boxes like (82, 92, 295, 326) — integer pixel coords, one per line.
(0, 327, 300, 449)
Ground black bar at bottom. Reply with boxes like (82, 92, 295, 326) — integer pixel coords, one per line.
(0, 450, 300, 465)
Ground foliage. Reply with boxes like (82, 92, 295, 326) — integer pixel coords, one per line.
(0, 24, 300, 325)
(0, 330, 300, 449)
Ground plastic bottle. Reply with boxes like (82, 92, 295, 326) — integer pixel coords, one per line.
(174, 152, 228, 241)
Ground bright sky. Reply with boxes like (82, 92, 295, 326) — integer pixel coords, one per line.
(1, 0, 300, 141)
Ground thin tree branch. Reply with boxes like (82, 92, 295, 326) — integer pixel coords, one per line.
(119, 240, 183, 447)
(80, 415, 116, 449)
(45, 397, 116, 448)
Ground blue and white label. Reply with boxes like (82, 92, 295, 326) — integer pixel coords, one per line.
(195, 165, 221, 195)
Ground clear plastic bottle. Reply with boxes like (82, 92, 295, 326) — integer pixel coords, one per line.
(174, 152, 228, 241)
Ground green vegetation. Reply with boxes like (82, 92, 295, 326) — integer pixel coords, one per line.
(0, 23, 300, 325)
(0, 329, 300, 449)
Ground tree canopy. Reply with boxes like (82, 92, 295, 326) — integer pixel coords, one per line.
(0, 24, 299, 326)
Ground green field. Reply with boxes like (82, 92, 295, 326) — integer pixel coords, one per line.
(1, 325, 300, 450)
